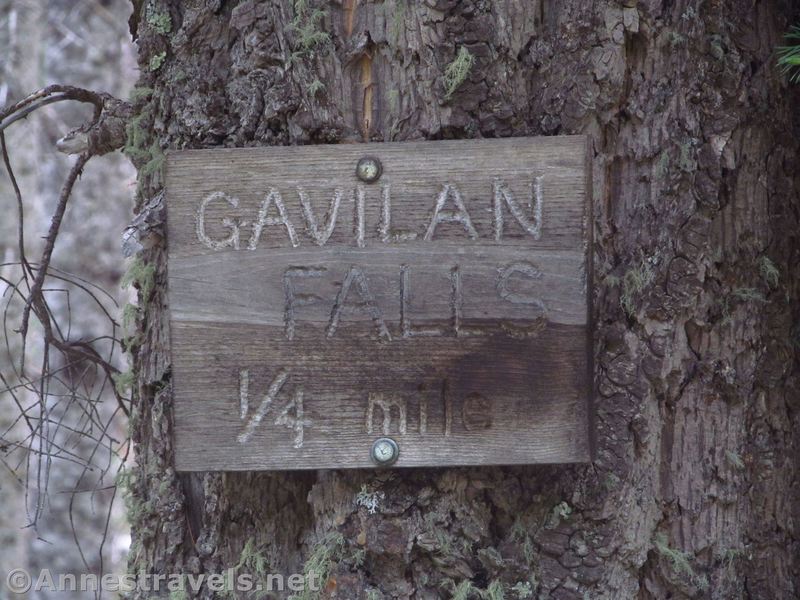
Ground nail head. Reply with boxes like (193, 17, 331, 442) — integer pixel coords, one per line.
(371, 437, 399, 466)
(356, 156, 382, 183)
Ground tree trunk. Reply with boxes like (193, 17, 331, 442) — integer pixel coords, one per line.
(126, 1, 800, 598)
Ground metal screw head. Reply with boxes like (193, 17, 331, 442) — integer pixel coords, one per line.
(355, 156, 382, 183)
(371, 437, 399, 466)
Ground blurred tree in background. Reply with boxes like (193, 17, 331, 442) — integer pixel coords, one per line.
(0, 1, 135, 596)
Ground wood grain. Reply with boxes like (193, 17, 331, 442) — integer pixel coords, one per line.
(165, 136, 592, 471)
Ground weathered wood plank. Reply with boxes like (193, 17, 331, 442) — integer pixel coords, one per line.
(165, 136, 592, 471)
(166, 137, 587, 256)
(168, 248, 587, 328)
(172, 322, 589, 470)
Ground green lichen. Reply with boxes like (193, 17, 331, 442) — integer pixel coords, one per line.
(122, 334, 142, 354)
(122, 332, 137, 352)
(434, 528, 455, 556)
(147, 8, 172, 35)
(620, 255, 655, 317)
(709, 34, 725, 61)
(169, 588, 188, 600)
(289, 532, 345, 600)
(124, 103, 165, 190)
(441, 579, 480, 600)
(149, 51, 167, 72)
(236, 539, 269, 578)
(461, 537, 474, 555)
(758, 256, 780, 288)
(653, 533, 709, 591)
(545, 501, 573, 528)
(443, 46, 475, 100)
(350, 547, 366, 567)
(603, 472, 621, 491)
(522, 536, 535, 564)
(720, 547, 745, 571)
(122, 302, 139, 331)
(678, 140, 697, 172)
(290, 0, 330, 59)
(112, 370, 135, 396)
(234, 538, 271, 598)
(141, 141, 166, 180)
(116, 466, 134, 499)
(511, 581, 533, 599)
(307, 79, 325, 96)
(668, 31, 686, 47)
(122, 256, 156, 301)
(730, 287, 766, 303)
(509, 519, 535, 564)
(116, 468, 153, 532)
(726, 450, 745, 470)
(355, 484, 385, 514)
(129, 86, 154, 102)
(655, 149, 670, 178)
(124, 110, 153, 164)
(483, 580, 505, 600)
(157, 478, 172, 497)
(720, 286, 768, 324)
(119, 262, 150, 352)
(477, 546, 503, 571)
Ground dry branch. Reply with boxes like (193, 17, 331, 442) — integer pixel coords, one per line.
(0, 84, 133, 539)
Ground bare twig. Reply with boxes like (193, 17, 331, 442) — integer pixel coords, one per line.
(0, 132, 33, 281)
(0, 85, 103, 132)
(18, 154, 90, 358)
(0, 83, 132, 546)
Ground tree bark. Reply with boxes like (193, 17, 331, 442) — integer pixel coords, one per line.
(127, 1, 800, 598)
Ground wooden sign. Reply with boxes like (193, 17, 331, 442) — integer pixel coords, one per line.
(165, 137, 592, 471)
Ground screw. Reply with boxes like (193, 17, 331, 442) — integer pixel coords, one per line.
(370, 437, 399, 466)
(355, 156, 382, 183)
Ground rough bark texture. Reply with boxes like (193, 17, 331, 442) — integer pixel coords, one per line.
(127, 1, 800, 598)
